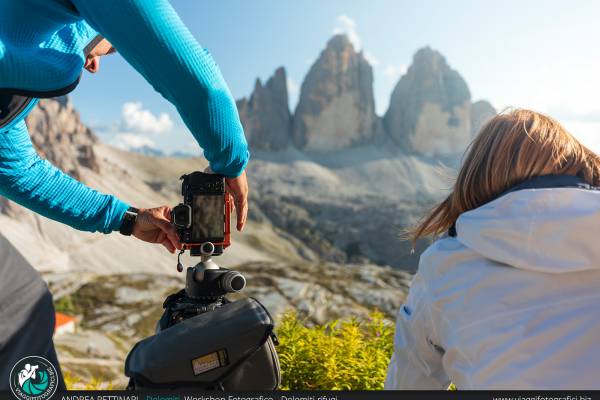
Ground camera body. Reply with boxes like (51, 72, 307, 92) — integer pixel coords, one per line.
(172, 171, 232, 256)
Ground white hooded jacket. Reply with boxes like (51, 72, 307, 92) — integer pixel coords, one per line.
(385, 175, 600, 389)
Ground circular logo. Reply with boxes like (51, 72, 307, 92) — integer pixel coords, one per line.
(9, 356, 58, 400)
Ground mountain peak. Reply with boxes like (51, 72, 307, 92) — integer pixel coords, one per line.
(236, 66, 291, 150)
(326, 33, 354, 51)
(412, 46, 442, 62)
(384, 46, 472, 157)
(291, 35, 378, 150)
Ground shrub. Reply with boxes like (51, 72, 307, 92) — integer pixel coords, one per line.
(54, 295, 77, 315)
(275, 311, 394, 390)
(63, 371, 113, 390)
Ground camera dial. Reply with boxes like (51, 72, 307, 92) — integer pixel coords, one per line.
(200, 242, 215, 256)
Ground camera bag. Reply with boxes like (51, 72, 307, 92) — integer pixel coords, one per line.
(124, 297, 280, 390)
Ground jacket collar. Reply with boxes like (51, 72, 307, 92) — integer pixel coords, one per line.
(449, 175, 596, 237)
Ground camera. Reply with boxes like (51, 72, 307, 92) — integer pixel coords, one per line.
(168, 172, 243, 323)
(172, 171, 232, 256)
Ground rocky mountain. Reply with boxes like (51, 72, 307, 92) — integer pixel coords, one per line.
(246, 147, 443, 271)
(237, 36, 495, 159)
(237, 67, 291, 150)
(26, 96, 99, 179)
(384, 47, 473, 157)
(292, 34, 379, 151)
(471, 99, 497, 137)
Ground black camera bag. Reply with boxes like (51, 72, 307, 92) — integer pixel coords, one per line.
(124, 297, 280, 390)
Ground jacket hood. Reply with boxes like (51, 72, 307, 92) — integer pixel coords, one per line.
(456, 175, 600, 273)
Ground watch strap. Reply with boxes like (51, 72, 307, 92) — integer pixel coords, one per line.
(119, 207, 139, 236)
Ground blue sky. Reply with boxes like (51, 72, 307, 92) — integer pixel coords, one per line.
(70, 0, 600, 154)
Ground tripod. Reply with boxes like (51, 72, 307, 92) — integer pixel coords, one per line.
(125, 242, 280, 391)
(157, 242, 246, 331)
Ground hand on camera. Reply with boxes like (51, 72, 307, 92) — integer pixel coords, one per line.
(132, 206, 182, 253)
(225, 170, 248, 231)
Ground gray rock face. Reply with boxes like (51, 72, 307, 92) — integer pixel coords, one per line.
(236, 67, 291, 150)
(384, 47, 472, 157)
(25, 96, 100, 179)
(293, 34, 377, 151)
(470, 100, 497, 137)
(0, 96, 99, 217)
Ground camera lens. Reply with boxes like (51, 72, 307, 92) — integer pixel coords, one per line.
(220, 271, 246, 293)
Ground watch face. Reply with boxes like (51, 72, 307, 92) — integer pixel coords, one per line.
(119, 207, 139, 235)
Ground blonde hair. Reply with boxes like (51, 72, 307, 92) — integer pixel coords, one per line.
(411, 108, 600, 243)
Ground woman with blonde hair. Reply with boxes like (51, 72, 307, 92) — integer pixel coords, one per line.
(385, 109, 600, 389)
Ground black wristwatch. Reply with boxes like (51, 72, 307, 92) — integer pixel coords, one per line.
(119, 207, 139, 236)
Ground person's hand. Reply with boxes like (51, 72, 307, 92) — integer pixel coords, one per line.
(132, 206, 182, 253)
(84, 38, 116, 73)
(225, 170, 249, 231)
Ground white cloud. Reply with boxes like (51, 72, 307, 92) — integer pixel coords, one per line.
(332, 15, 379, 67)
(120, 101, 173, 134)
(110, 133, 157, 151)
(332, 15, 361, 50)
(383, 64, 408, 82)
(363, 51, 379, 67)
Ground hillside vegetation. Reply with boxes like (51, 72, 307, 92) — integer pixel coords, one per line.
(64, 311, 395, 390)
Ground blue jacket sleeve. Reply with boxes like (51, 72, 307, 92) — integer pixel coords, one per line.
(71, 0, 249, 177)
(0, 120, 130, 233)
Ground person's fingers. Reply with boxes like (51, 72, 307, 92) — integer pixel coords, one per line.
(84, 56, 100, 73)
(158, 207, 181, 248)
(153, 214, 182, 249)
(225, 172, 249, 230)
(161, 206, 172, 221)
(161, 238, 175, 253)
(236, 196, 248, 231)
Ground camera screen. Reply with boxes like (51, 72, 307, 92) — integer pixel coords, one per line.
(191, 194, 224, 242)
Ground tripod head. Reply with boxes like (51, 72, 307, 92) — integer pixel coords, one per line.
(159, 242, 246, 330)
(184, 242, 246, 300)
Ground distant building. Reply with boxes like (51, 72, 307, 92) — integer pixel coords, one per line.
(55, 312, 76, 335)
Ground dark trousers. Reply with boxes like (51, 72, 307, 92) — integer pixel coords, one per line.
(0, 235, 65, 390)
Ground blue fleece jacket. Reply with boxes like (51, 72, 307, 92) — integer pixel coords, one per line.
(0, 0, 249, 233)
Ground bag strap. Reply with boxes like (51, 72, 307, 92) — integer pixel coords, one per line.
(211, 330, 277, 390)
